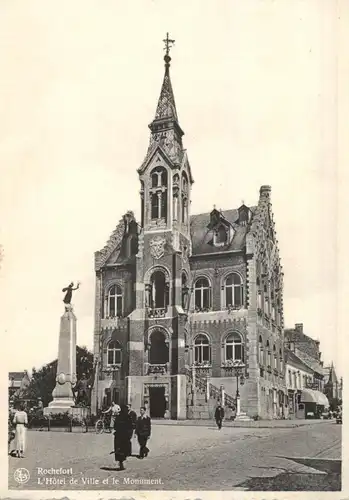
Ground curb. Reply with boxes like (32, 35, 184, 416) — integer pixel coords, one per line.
(151, 419, 333, 429)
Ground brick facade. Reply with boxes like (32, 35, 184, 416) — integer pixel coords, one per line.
(91, 51, 287, 420)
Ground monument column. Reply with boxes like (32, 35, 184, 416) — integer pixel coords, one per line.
(44, 282, 79, 415)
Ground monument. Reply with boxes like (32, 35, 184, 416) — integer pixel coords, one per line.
(44, 282, 80, 415)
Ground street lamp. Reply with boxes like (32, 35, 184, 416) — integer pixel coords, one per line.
(231, 360, 245, 417)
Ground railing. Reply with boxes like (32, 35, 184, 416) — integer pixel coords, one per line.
(145, 363, 169, 375)
(185, 366, 236, 408)
(147, 307, 167, 318)
(193, 307, 212, 313)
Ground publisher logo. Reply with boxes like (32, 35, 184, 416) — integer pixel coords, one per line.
(14, 468, 30, 484)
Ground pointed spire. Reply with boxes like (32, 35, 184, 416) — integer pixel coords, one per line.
(154, 33, 178, 121)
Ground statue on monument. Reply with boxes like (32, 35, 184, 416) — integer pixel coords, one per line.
(62, 281, 80, 305)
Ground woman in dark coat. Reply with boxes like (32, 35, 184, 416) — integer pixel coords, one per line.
(113, 405, 130, 470)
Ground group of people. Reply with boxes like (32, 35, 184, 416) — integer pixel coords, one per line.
(103, 403, 151, 471)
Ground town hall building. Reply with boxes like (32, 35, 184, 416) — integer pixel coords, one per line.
(92, 37, 286, 420)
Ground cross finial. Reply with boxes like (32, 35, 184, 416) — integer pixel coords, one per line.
(163, 32, 175, 56)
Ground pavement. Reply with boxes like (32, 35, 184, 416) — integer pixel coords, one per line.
(151, 417, 332, 428)
(8, 420, 341, 491)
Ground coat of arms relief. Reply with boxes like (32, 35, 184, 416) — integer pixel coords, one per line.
(149, 236, 166, 260)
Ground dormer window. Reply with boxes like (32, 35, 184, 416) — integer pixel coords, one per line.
(214, 225, 228, 246)
(208, 208, 234, 247)
(238, 204, 251, 226)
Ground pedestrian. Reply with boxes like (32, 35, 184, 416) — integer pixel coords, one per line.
(103, 401, 119, 430)
(112, 405, 130, 471)
(126, 404, 137, 456)
(135, 406, 151, 459)
(215, 403, 225, 430)
(12, 403, 28, 458)
(8, 411, 15, 455)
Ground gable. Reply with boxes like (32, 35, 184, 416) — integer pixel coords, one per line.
(95, 212, 138, 270)
(138, 143, 178, 176)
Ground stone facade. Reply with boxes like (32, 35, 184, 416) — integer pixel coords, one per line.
(91, 50, 287, 420)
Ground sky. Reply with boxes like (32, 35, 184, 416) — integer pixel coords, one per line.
(0, 1, 341, 376)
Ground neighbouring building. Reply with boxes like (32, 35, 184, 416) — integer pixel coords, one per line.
(92, 40, 287, 420)
(323, 363, 342, 408)
(8, 371, 31, 400)
(284, 323, 329, 418)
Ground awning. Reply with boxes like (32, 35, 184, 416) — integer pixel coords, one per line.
(300, 389, 329, 407)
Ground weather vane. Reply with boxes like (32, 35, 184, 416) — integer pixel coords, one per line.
(163, 32, 175, 56)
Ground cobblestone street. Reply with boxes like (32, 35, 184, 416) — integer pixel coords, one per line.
(9, 420, 341, 491)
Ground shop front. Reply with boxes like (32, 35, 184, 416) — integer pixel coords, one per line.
(300, 388, 329, 419)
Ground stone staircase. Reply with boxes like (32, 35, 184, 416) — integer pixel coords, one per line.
(185, 366, 252, 421)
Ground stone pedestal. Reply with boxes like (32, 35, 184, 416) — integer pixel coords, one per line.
(44, 305, 77, 416)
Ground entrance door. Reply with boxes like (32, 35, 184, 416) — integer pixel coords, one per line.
(149, 387, 166, 418)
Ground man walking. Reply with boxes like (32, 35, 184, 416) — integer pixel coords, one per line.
(135, 407, 151, 459)
(215, 402, 225, 430)
(126, 404, 137, 456)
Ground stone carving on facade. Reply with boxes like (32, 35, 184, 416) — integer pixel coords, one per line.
(149, 236, 166, 260)
(182, 244, 188, 263)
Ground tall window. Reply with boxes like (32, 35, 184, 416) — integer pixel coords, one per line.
(194, 278, 211, 311)
(273, 345, 277, 369)
(150, 167, 168, 221)
(224, 273, 244, 308)
(194, 334, 211, 363)
(225, 332, 244, 362)
(181, 173, 188, 224)
(150, 270, 168, 309)
(288, 369, 292, 387)
(259, 335, 264, 364)
(266, 341, 271, 367)
(279, 348, 283, 374)
(107, 285, 123, 317)
(107, 341, 122, 365)
(181, 272, 189, 310)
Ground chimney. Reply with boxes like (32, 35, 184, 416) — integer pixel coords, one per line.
(295, 323, 303, 334)
(259, 185, 272, 198)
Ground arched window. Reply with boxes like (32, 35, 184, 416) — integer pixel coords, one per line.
(224, 332, 244, 362)
(182, 172, 188, 192)
(224, 273, 244, 309)
(149, 330, 169, 365)
(194, 277, 211, 311)
(259, 335, 264, 364)
(149, 270, 169, 310)
(107, 285, 123, 318)
(107, 341, 122, 365)
(194, 334, 211, 363)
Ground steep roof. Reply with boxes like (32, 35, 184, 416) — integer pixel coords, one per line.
(154, 63, 178, 121)
(190, 207, 257, 256)
(285, 350, 313, 374)
(295, 349, 324, 376)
